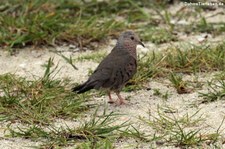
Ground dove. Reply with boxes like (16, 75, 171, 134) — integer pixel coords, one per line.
(72, 30, 144, 105)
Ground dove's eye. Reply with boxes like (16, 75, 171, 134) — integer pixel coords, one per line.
(130, 36, 134, 40)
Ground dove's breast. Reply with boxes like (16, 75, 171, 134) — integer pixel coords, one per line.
(109, 56, 137, 91)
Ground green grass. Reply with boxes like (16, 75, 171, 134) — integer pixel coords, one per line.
(161, 44, 225, 73)
(0, 58, 92, 125)
(169, 72, 191, 94)
(153, 88, 170, 100)
(141, 28, 177, 44)
(199, 76, 225, 103)
(139, 106, 224, 148)
(0, 0, 147, 49)
(1, 0, 224, 50)
(187, 18, 225, 35)
(7, 108, 129, 148)
(123, 42, 225, 90)
(0, 0, 150, 49)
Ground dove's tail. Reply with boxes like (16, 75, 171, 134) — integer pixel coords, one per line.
(72, 82, 94, 94)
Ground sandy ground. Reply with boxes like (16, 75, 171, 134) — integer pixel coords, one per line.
(0, 3, 225, 149)
(0, 35, 225, 148)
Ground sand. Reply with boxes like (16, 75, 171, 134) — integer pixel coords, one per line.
(0, 3, 225, 149)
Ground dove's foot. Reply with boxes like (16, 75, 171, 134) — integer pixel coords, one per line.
(108, 100, 116, 104)
(108, 91, 115, 104)
(116, 98, 127, 105)
(115, 92, 127, 105)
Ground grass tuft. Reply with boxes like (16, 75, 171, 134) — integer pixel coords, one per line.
(124, 42, 225, 90)
(1, 0, 224, 50)
(199, 77, 225, 103)
(169, 72, 191, 94)
(153, 89, 170, 100)
(141, 28, 177, 44)
(139, 106, 222, 147)
(7, 107, 129, 148)
(0, 58, 91, 124)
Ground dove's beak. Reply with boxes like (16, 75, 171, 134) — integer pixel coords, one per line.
(139, 41, 145, 47)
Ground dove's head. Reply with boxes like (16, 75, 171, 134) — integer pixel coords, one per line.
(117, 30, 145, 48)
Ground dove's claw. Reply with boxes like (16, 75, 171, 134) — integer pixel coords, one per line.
(115, 92, 127, 105)
(108, 100, 115, 104)
(115, 98, 127, 105)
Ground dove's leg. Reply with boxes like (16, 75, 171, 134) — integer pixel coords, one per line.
(107, 91, 115, 104)
(115, 92, 127, 105)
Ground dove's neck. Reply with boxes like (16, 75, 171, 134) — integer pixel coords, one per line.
(123, 42, 137, 59)
(115, 41, 137, 59)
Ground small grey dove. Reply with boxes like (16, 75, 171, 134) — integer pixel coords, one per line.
(72, 30, 144, 105)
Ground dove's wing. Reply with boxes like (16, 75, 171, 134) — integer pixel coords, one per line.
(74, 47, 137, 93)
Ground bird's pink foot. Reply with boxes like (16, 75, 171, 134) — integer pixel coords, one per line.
(108, 91, 115, 104)
(108, 100, 115, 104)
(116, 98, 127, 105)
(115, 92, 127, 105)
